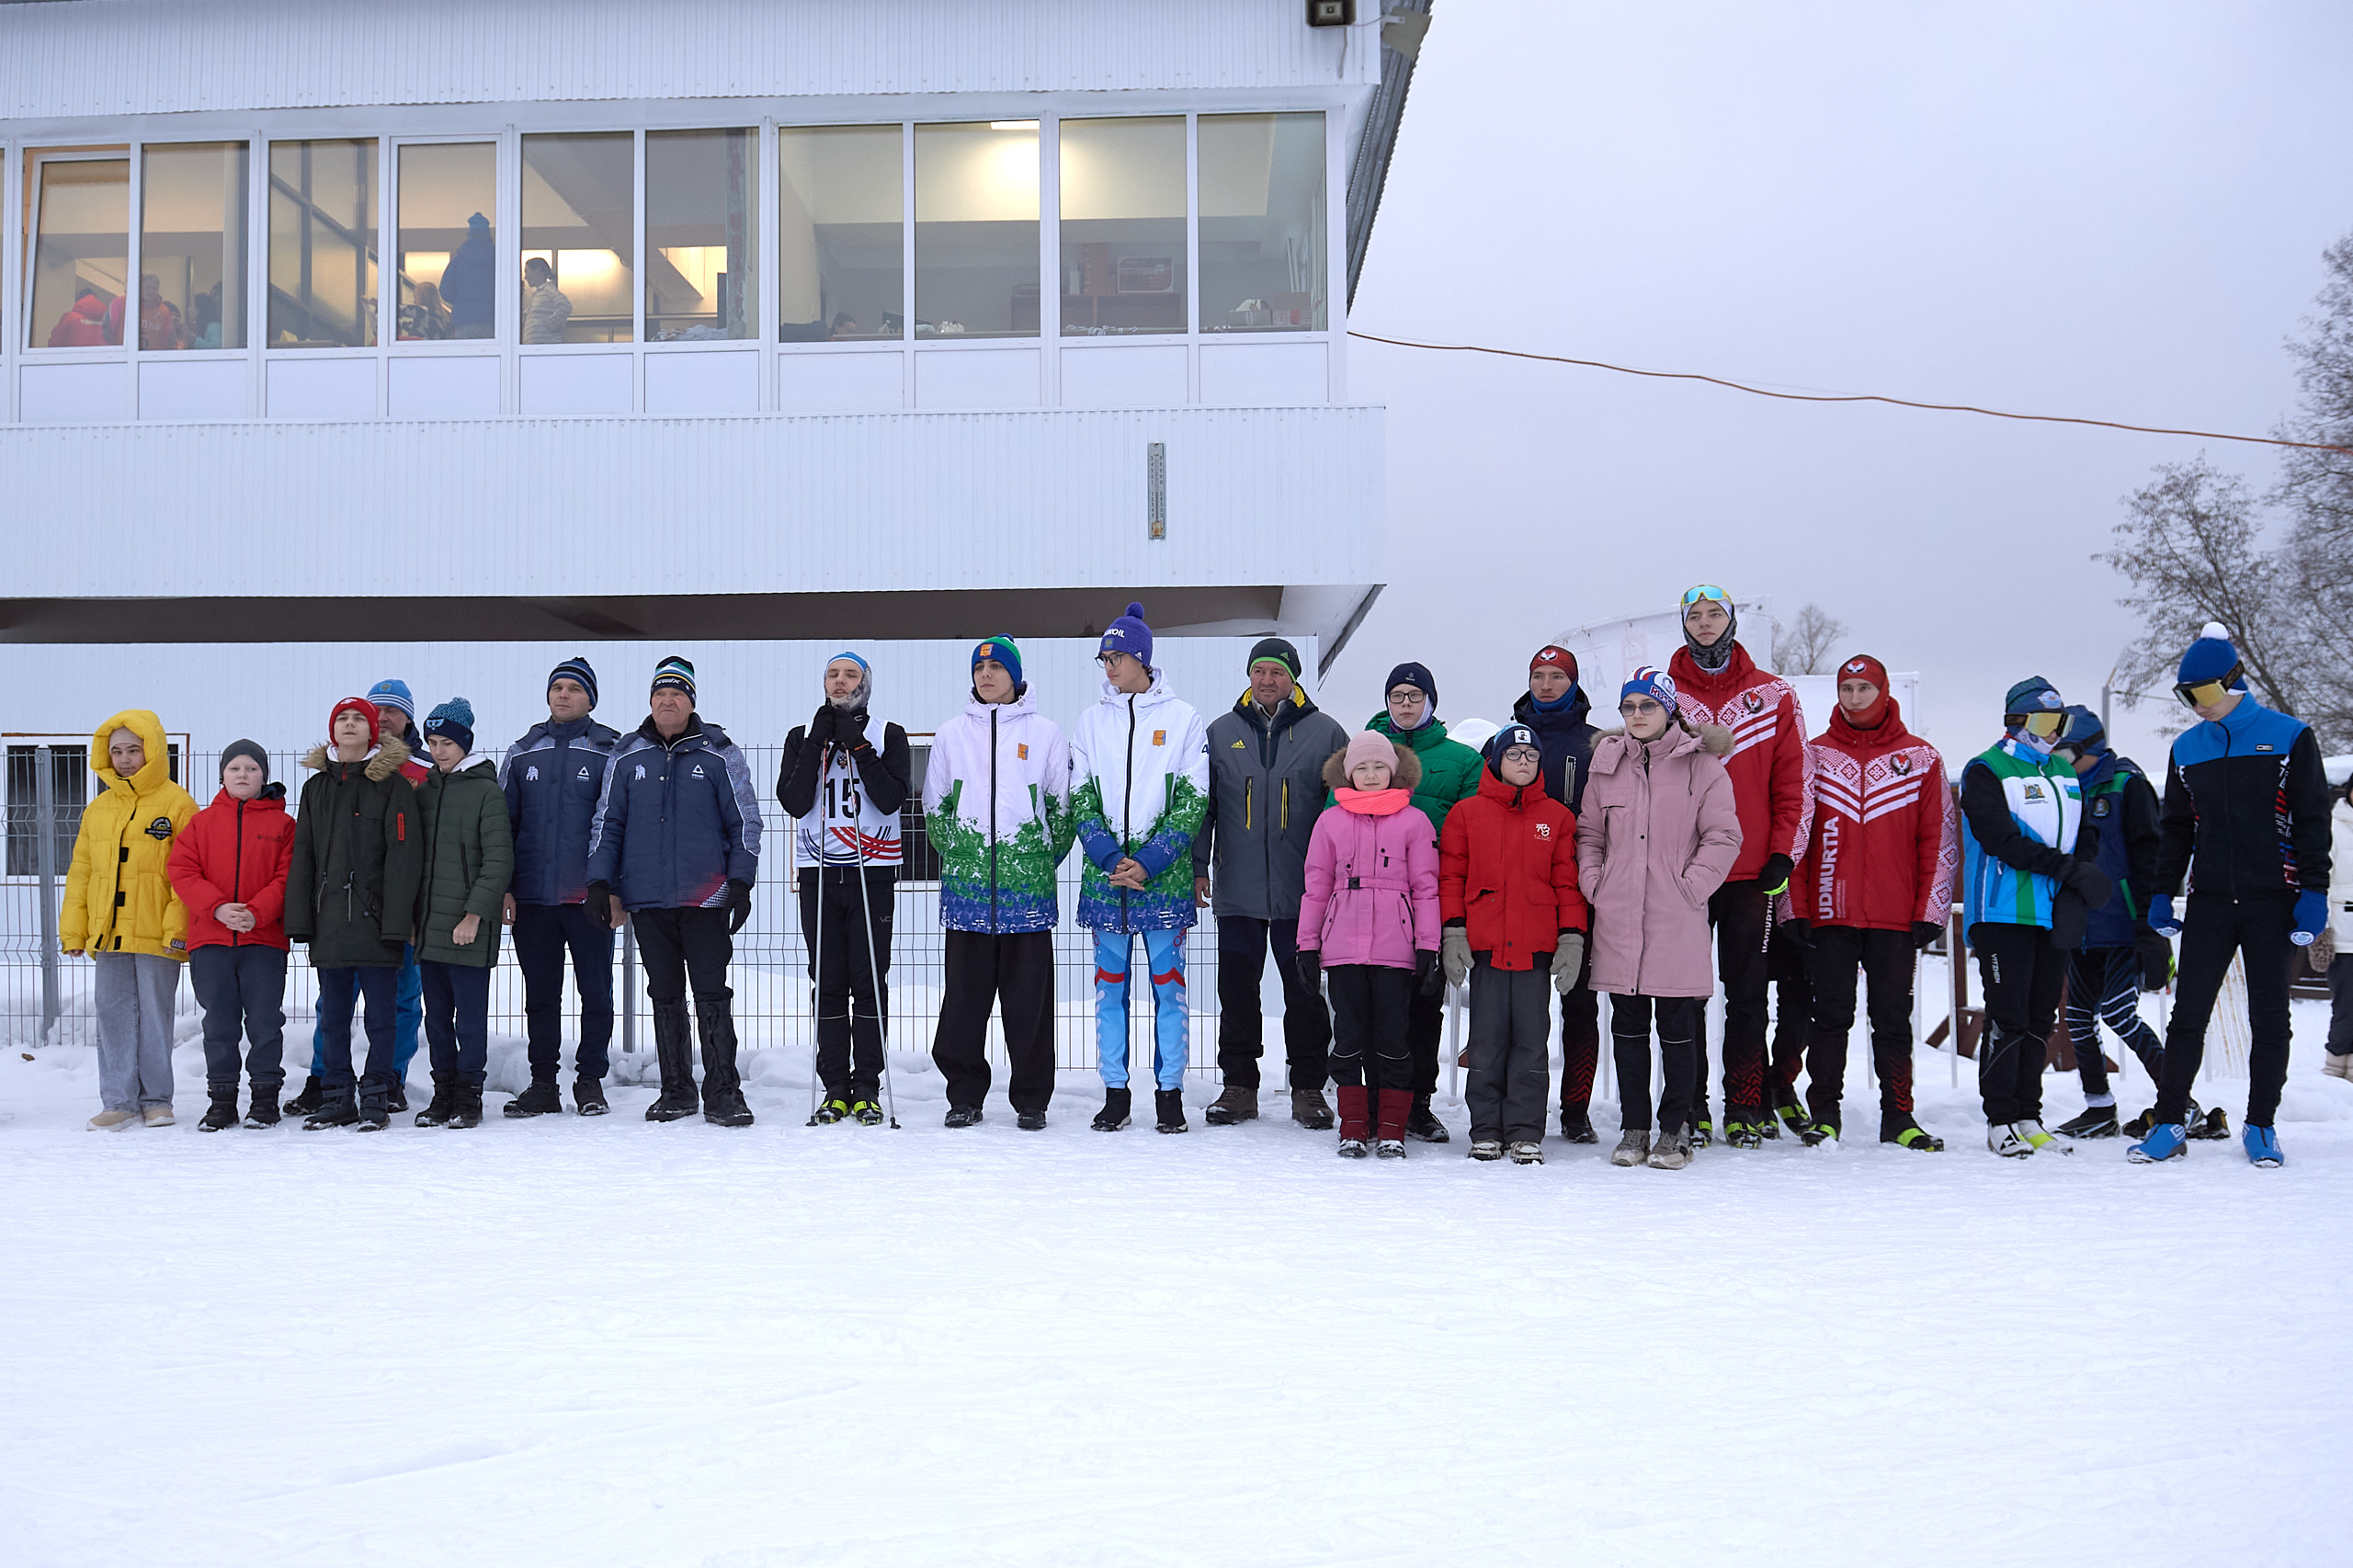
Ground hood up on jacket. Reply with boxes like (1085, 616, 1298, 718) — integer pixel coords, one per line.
(301, 732, 414, 782)
(90, 709, 176, 798)
(1321, 740, 1425, 797)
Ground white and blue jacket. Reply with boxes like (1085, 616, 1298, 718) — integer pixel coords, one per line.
(585, 715, 762, 911)
(1959, 735, 2084, 933)
(500, 716, 622, 906)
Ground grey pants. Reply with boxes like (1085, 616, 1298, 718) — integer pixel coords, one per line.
(95, 951, 181, 1111)
(1466, 958, 1552, 1143)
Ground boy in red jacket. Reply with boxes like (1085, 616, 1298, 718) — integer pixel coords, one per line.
(1787, 657, 1956, 1151)
(166, 741, 297, 1130)
(1439, 723, 1587, 1165)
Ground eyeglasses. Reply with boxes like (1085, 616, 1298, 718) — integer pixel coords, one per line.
(1680, 585, 1730, 608)
(1500, 745, 1543, 765)
(1619, 698, 1665, 716)
(2173, 669, 2239, 709)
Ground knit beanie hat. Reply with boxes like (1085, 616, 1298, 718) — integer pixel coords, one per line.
(2003, 676, 2062, 726)
(1484, 722, 1541, 780)
(1385, 661, 1438, 718)
(1098, 602, 1154, 667)
(825, 650, 872, 710)
(1248, 636, 1303, 680)
(366, 678, 415, 731)
(328, 696, 381, 750)
(1835, 653, 1891, 730)
(2176, 622, 2247, 692)
(218, 738, 269, 784)
(424, 698, 476, 756)
(1343, 730, 1400, 781)
(972, 635, 1024, 690)
(1620, 665, 1678, 716)
(1529, 645, 1576, 680)
(548, 655, 598, 710)
(652, 655, 696, 699)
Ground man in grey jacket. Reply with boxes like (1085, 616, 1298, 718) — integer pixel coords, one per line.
(1192, 638, 1349, 1129)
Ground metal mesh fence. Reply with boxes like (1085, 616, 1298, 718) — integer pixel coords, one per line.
(2, 744, 1229, 1072)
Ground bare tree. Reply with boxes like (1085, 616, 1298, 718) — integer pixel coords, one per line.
(1772, 603, 1847, 675)
(2273, 233, 2353, 746)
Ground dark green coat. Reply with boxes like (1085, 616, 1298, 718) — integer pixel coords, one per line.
(285, 737, 426, 968)
(1364, 712, 1484, 847)
(418, 758, 514, 968)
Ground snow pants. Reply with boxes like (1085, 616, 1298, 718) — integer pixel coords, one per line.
(1704, 878, 1774, 1117)
(801, 865, 894, 1099)
(1215, 915, 1331, 1091)
(314, 965, 400, 1096)
(420, 960, 492, 1086)
(310, 944, 421, 1080)
(94, 950, 180, 1112)
(932, 929, 1056, 1114)
(513, 900, 614, 1082)
(633, 906, 733, 1006)
(188, 944, 286, 1097)
(1467, 958, 1551, 1143)
(1803, 925, 1915, 1128)
(2155, 892, 2295, 1129)
(1404, 976, 1444, 1096)
(1554, 957, 1601, 1118)
(1093, 926, 1188, 1091)
(1612, 992, 1703, 1136)
(1768, 921, 1813, 1094)
(2066, 945, 2164, 1099)
(1325, 962, 1413, 1093)
(1971, 922, 2064, 1125)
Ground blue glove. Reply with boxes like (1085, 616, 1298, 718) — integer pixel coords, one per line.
(2148, 894, 2180, 937)
(2291, 888, 2326, 947)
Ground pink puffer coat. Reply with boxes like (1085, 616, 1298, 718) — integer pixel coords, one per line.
(1297, 744, 1440, 969)
(1576, 722, 1743, 998)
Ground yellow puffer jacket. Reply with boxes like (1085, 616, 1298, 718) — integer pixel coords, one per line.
(60, 710, 199, 960)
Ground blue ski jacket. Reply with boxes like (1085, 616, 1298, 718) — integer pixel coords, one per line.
(585, 716, 763, 911)
(500, 716, 622, 906)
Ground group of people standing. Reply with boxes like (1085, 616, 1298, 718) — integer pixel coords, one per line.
(53, 594, 2350, 1165)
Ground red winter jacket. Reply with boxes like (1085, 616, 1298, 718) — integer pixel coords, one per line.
(1438, 767, 1587, 971)
(166, 785, 297, 951)
(1667, 642, 1813, 884)
(1794, 699, 1958, 933)
(47, 293, 112, 347)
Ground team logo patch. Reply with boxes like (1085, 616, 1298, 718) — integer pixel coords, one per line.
(2093, 799, 2111, 818)
(1842, 658, 1871, 676)
(2022, 782, 2045, 801)
(576, 766, 591, 779)
(1017, 744, 1030, 760)
(1535, 823, 1552, 840)
(1889, 755, 1912, 776)
(2256, 743, 2274, 752)
(526, 766, 540, 781)
(1153, 730, 1166, 746)
(690, 763, 706, 778)
(1743, 691, 1763, 714)
(1230, 739, 1246, 748)
(143, 816, 175, 841)
(633, 764, 647, 780)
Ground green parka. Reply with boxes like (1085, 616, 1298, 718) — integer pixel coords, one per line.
(1362, 711, 1484, 847)
(417, 758, 515, 968)
(285, 736, 426, 968)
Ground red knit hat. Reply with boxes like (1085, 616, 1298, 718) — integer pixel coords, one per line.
(1835, 655, 1890, 729)
(1529, 645, 1577, 680)
(328, 695, 381, 749)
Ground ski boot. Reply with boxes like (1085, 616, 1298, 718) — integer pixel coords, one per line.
(1609, 1131, 1650, 1167)
(1091, 1087, 1132, 1131)
(1154, 1089, 1188, 1134)
(1769, 1078, 1810, 1138)
(850, 1097, 885, 1127)
(2127, 1121, 2188, 1164)
(282, 1076, 324, 1118)
(810, 1096, 848, 1125)
(1880, 1117, 1943, 1152)
(1204, 1085, 1258, 1125)
(2013, 1119, 2070, 1155)
(2120, 1106, 2158, 1139)
(1559, 1105, 1598, 1144)
(1290, 1089, 1335, 1131)
(1724, 1111, 1766, 1150)
(198, 1091, 240, 1132)
(2243, 1125, 2283, 1167)
(1469, 1139, 1506, 1162)
(1799, 1117, 1839, 1148)
(505, 1077, 562, 1119)
(1404, 1093, 1450, 1144)
(1506, 1141, 1544, 1165)
(944, 1105, 984, 1129)
(574, 1077, 609, 1117)
(2187, 1103, 2231, 1141)
(2054, 1105, 2120, 1140)
(1688, 1109, 1716, 1149)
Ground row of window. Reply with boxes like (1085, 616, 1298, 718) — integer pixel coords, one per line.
(16, 114, 1328, 358)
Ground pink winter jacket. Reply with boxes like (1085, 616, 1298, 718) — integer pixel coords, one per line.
(1576, 722, 1743, 998)
(1297, 748, 1441, 970)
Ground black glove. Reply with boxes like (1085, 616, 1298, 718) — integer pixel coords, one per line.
(585, 881, 616, 930)
(2135, 925, 2174, 992)
(1757, 854, 1793, 895)
(1780, 915, 1811, 947)
(808, 704, 836, 745)
(725, 879, 754, 935)
(2060, 858, 2115, 908)
(1414, 948, 1441, 996)
(837, 709, 871, 749)
(1296, 949, 1323, 990)
(1913, 921, 1942, 951)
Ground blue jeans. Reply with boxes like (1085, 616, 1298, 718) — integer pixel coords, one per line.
(310, 944, 422, 1078)
(1093, 927, 1188, 1091)
(314, 966, 400, 1092)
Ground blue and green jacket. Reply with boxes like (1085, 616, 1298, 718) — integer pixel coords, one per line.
(2075, 750, 2160, 949)
(1959, 736, 2084, 933)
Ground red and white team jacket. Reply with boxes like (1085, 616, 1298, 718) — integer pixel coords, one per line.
(1667, 642, 1813, 885)
(1796, 698, 1958, 931)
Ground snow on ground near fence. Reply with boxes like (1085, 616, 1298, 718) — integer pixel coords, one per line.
(3, 1015, 2349, 1565)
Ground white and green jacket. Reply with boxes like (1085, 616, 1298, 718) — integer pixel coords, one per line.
(1070, 672, 1210, 933)
(921, 691, 1074, 935)
(1960, 735, 2085, 931)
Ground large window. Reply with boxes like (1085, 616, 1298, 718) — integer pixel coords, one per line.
(25, 152, 129, 349)
(395, 142, 495, 342)
(521, 132, 634, 345)
(914, 120, 1038, 339)
(267, 138, 377, 348)
(142, 142, 249, 351)
(778, 124, 902, 342)
(1199, 112, 1326, 333)
(1059, 117, 1185, 336)
(648, 129, 759, 342)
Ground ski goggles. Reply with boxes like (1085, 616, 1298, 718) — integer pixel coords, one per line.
(1679, 585, 1731, 608)
(2173, 666, 2242, 709)
(2007, 710, 2065, 738)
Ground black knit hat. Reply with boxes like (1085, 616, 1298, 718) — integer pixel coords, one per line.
(219, 739, 269, 784)
(1248, 637, 1303, 680)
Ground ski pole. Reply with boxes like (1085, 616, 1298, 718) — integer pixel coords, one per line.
(848, 802, 901, 1129)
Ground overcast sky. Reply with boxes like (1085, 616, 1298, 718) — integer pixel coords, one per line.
(1329, 0, 2353, 765)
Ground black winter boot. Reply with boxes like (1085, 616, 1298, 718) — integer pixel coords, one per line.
(388, 1079, 409, 1114)
(449, 1081, 484, 1130)
(645, 1001, 700, 1121)
(1154, 1088, 1188, 1133)
(356, 1074, 392, 1131)
(697, 999, 755, 1127)
(283, 1076, 324, 1117)
(1404, 1093, 1450, 1143)
(573, 1076, 609, 1116)
(242, 1089, 282, 1129)
(415, 1073, 460, 1128)
(303, 1082, 358, 1130)
(199, 1090, 240, 1132)
(505, 1077, 563, 1118)
(1091, 1086, 1132, 1131)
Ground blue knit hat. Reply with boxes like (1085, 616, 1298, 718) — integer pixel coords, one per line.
(1620, 665, 1678, 716)
(424, 698, 476, 756)
(652, 655, 696, 700)
(548, 655, 597, 710)
(2176, 622, 2247, 691)
(366, 678, 415, 729)
(1385, 661, 1438, 714)
(1098, 602, 1153, 667)
(2003, 676, 2062, 724)
(972, 635, 1024, 690)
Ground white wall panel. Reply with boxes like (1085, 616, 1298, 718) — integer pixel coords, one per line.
(19, 362, 128, 424)
(139, 360, 248, 421)
(777, 352, 904, 414)
(646, 350, 759, 415)
(1058, 345, 1188, 408)
(390, 357, 501, 419)
(1199, 341, 1328, 407)
(915, 348, 1040, 411)
(519, 355, 635, 416)
(267, 358, 376, 420)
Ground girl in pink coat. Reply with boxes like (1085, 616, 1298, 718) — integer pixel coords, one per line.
(1576, 667, 1743, 1170)
(1297, 731, 1442, 1158)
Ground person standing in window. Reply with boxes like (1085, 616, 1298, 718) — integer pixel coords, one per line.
(522, 256, 573, 344)
(48, 287, 113, 347)
(134, 274, 184, 351)
(778, 653, 913, 1128)
(442, 213, 495, 339)
(399, 280, 450, 341)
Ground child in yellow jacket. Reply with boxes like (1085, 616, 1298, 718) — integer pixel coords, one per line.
(62, 710, 198, 1131)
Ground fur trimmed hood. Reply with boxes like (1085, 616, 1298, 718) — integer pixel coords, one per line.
(1323, 739, 1424, 795)
(301, 732, 413, 782)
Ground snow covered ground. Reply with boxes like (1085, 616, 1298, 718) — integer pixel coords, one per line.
(4, 1007, 2349, 1567)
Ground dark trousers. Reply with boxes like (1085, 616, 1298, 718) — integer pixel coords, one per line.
(1803, 925, 1916, 1127)
(2066, 945, 2164, 1097)
(932, 929, 1056, 1113)
(1214, 915, 1332, 1091)
(1972, 922, 2065, 1125)
(512, 901, 615, 1082)
(1404, 972, 1444, 1096)
(1555, 973, 1600, 1114)
(633, 906, 734, 1004)
(315, 965, 400, 1093)
(1326, 963, 1414, 1093)
(2332, 953, 2353, 1057)
(800, 866, 893, 1097)
(1705, 878, 1773, 1113)
(188, 944, 288, 1095)
(1612, 993, 1703, 1134)
(420, 960, 492, 1085)
(2156, 893, 2296, 1128)
(1467, 958, 1552, 1142)
(1768, 924, 1813, 1091)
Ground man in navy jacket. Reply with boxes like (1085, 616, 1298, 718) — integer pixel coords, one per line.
(586, 656, 763, 1127)
(500, 656, 622, 1117)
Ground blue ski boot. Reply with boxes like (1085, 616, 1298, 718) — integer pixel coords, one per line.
(2127, 1121, 2188, 1164)
(2243, 1124, 2283, 1168)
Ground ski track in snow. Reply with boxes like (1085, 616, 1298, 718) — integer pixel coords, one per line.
(4, 1014, 2349, 1568)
